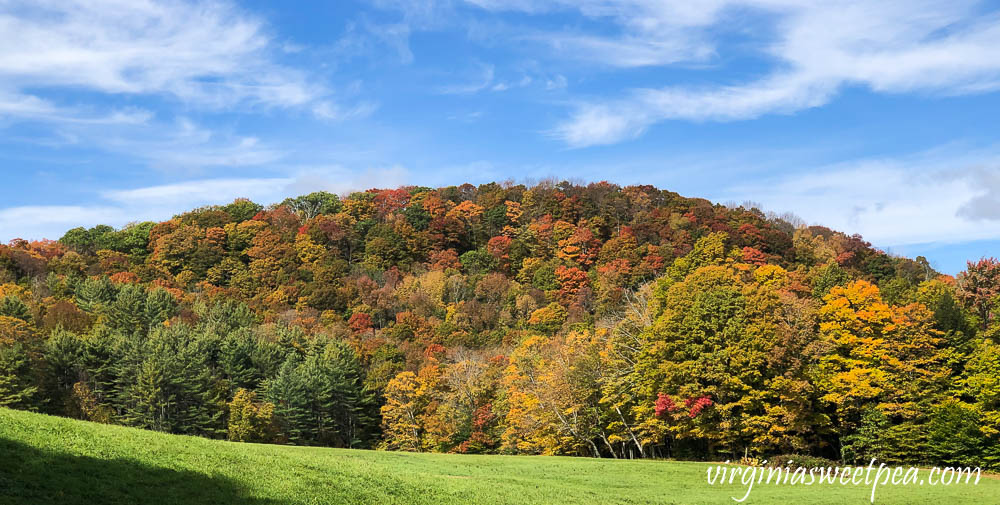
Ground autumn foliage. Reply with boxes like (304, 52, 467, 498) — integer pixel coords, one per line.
(0, 181, 996, 467)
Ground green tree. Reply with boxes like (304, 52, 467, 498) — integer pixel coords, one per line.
(281, 192, 342, 219)
(75, 276, 117, 313)
(0, 342, 38, 409)
(926, 400, 985, 467)
(962, 339, 1000, 468)
(0, 296, 31, 322)
(841, 408, 889, 464)
(222, 198, 263, 222)
(460, 248, 498, 276)
(106, 284, 147, 335)
(264, 340, 375, 448)
(115, 325, 225, 437)
(40, 329, 85, 416)
(812, 262, 849, 299)
(818, 280, 950, 461)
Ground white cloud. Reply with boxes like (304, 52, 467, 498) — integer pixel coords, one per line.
(0, 90, 154, 125)
(332, 20, 415, 65)
(554, 73, 836, 145)
(376, 0, 739, 68)
(101, 177, 295, 207)
(437, 63, 496, 94)
(0, 0, 389, 181)
(713, 146, 1000, 247)
(312, 101, 379, 121)
(460, 0, 735, 67)
(0, 205, 130, 242)
(369, 1, 1000, 146)
(285, 165, 411, 196)
(956, 168, 1000, 222)
(41, 117, 286, 171)
(0, 166, 414, 241)
(502, 1, 1000, 146)
(0, 0, 320, 112)
(545, 75, 568, 90)
(537, 33, 713, 68)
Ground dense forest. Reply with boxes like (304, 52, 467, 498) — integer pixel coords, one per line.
(0, 181, 997, 468)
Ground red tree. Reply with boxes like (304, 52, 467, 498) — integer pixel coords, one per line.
(957, 257, 1000, 330)
(555, 266, 589, 306)
(348, 312, 374, 335)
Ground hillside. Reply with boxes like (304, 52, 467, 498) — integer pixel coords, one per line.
(0, 181, 998, 466)
(1, 408, 996, 505)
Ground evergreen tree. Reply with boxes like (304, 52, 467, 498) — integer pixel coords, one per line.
(115, 325, 225, 437)
(40, 329, 84, 416)
(0, 296, 31, 322)
(74, 276, 116, 313)
(195, 299, 257, 336)
(106, 284, 147, 335)
(264, 339, 375, 447)
(0, 342, 38, 409)
(144, 288, 178, 329)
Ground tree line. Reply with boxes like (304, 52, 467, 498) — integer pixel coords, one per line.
(0, 181, 997, 468)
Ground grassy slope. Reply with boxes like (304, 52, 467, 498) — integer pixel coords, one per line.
(0, 408, 995, 505)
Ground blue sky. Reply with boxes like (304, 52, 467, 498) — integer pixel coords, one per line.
(1, 0, 1000, 274)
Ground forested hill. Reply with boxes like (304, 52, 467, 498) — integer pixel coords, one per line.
(0, 181, 997, 467)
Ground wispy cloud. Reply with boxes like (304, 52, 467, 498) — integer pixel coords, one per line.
(0, 90, 154, 125)
(0, 205, 132, 242)
(0, 0, 321, 113)
(0, 0, 380, 174)
(462, 0, 725, 67)
(41, 117, 287, 171)
(553, 73, 836, 146)
(437, 63, 496, 94)
(379, 0, 729, 71)
(367, 1, 1000, 146)
(714, 144, 1000, 247)
(547, 1, 1000, 146)
(0, 166, 413, 241)
(312, 101, 380, 121)
(101, 177, 294, 207)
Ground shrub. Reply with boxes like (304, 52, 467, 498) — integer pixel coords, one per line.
(767, 454, 839, 469)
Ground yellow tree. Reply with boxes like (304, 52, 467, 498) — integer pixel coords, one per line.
(227, 389, 278, 443)
(379, 365, 442, 451)
(818, 280, 949, 459)
(501, 331, 611, 457)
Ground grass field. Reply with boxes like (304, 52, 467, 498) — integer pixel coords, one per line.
(0, 408, 995, 505)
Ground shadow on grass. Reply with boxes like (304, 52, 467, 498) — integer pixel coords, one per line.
(0, 438, 277, 505)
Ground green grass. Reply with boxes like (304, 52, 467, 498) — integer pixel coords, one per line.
(0, 408, 995, 505)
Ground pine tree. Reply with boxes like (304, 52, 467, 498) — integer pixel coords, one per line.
(264, 340, 374, 447)
(74, 276, 116, 313)
(105, 284, 147, 335)
(40, 329, 84, 416)
(116, 325, 225, 437)
(0, 342, 38, 409)
(144, 288, 178, 329)
(0, 295, 31, 322)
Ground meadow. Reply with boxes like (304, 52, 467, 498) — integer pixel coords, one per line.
(0, 408, 995, 505)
